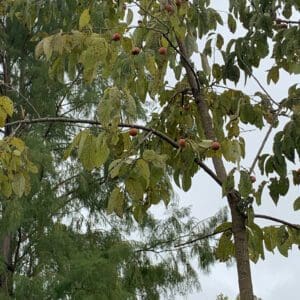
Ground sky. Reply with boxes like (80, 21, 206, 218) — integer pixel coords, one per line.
(148, 1, 300, 299)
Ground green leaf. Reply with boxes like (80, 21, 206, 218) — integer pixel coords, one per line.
(215, 231, 234, 262)
(107, 187, 125, 217)
(79, 9, 90, 30)
(258, 154, 269, 175)
(248, 223, 265, 262)
(263, 226, 277, 252)
(125, 178, 144, 202)
(227, 14, 236, 33)
(98, 87, 121, 127)
(133, 205, 146, 223)
(94, 133, 110, 168)
(142, 150, 167, 168)
(221, 139, 241, 163)
(276, 226, 289, 257)
(121, 37, 133, 54)
(292, 170, 300, 185)
(200, 53, 211, 75)
(63, 131, 83, 159)
(182, 171, 192, 192)
(238, 171, 252, 198)
(215, 222, 232, 233)
(254, 181, 267, 206)
(222, 168, 235, 197)
(216, 34, 224, 50)
(12, 173, 26, 198)
(135, 159, 150, 188)
(78, 133, 95, 171)
(1, 178, 12, 198)
(293, 197, 300, 211)
(109, 159, 123, 178)
(267, 66, 279, 84)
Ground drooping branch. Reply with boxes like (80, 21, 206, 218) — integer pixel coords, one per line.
(254, 214, 300, 230)
(136, 228, 230, 254)
(6, 117, 222, 186)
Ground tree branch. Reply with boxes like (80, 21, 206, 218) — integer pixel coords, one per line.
(249, 108, 281, 174)
(6, 117, 222, 186)
(254, 214, 300, 230)
(136, 228, 229, 253)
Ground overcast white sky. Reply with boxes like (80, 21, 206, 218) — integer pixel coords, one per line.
(148, 1, 300, 299)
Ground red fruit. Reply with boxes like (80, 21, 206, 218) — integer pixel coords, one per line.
(158, 47, 167, 55)
(175, 0, 182, 6)
(112, 32, 121, 41)
(131, 47, 141, 55)
(165, 4, 174, 13)
(250, 175, 256, 183)
(211, 141, 220, 151)
(129, 128, 138, 137)
(178, 138, 186, 148)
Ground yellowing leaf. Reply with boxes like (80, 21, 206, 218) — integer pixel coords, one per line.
(42, 36, 53, 60)
(1, 178, 12, 198)
(107, 187, 124, 217)
(109, 159, 123, 178)
(79, 9, 90, 30)
(0, 96, 14, 117)
(9, 137, 25, 152)
(35, 39, 44, 58)
(0, 108, 7, 127)
(94, 133, 110, 168)
(78, 133, 95, 171)
(63, 130, 83, 159)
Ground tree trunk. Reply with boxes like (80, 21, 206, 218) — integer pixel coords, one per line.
(176, 38, 254, 300)
(228, 192, 254, 300)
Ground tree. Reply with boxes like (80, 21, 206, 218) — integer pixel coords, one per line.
(0, 1, 225, 299)
(0, 0, 300, 299)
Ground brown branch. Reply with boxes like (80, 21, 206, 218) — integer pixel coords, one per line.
(173, 228, 230, 249)
(136, 228, 230, 253)
(6, 117, 222, 186)
(254, 214, 300, 230)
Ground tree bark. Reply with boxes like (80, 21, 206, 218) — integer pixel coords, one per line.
(228, 192, 254, 300)
(176, 38, 254, 300)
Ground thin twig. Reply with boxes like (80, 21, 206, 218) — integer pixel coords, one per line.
(238, 57, 278, 107)
(136, 228, 229, 253)
(249, 109, 280, 174)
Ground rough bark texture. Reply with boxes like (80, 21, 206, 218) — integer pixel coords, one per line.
(176, 38, 254, 300)
(228, 192, 254, 300)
